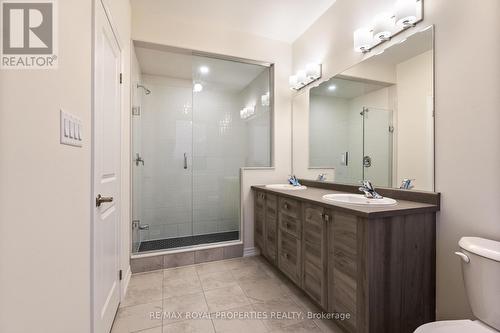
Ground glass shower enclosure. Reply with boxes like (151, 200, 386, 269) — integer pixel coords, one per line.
(131, 45, 272, 253)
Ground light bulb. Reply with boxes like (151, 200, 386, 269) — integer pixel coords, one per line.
(373, 12, 395, 41)
(354, 27, 373, 53)
(289, 75, 298, 89)
(328, 85, 336, 91)
(305, 63, 321, 79)
(296, 70, 307, 85)
(395, 0, 417, 27)
(199, 66, 209, 74)
(193, 83, 203, 92)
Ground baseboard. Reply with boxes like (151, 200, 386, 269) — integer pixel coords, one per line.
(243, 247, 260, 257)
(121, 265, 132, 301)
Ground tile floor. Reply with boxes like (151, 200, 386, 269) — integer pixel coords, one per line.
(111, 255, 343, 333)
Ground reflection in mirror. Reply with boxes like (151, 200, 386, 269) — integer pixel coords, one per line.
(307, 26, 434, 191)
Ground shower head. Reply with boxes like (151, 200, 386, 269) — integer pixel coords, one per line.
(137, 83, 151, 95)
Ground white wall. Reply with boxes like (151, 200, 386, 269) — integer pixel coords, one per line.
(0, 1, 92, 331)
(131, 0, 293, 254)
(0, 0, 131, 332)
(292, 0, 500, 320)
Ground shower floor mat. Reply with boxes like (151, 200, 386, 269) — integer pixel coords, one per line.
(138, 231, 239, 252)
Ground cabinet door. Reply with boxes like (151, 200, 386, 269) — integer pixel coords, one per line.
(278, 228, 302, 285)
(328, 212, 358, 333)
(264, 194, 278, 263)
(254, 191, 266, 251)
(302, 204, 328, 309)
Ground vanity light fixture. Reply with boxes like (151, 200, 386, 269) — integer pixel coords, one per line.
(353, 0, 423, 53)
(289, 63, 322, 90)
(240, 106, 255, 120)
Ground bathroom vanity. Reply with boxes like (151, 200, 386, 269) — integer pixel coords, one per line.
(252, 181, 440, 333)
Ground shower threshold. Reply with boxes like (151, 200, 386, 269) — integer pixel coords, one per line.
(138, 231, 239, 253)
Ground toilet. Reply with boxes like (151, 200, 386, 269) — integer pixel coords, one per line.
(415, 237, 500, 333)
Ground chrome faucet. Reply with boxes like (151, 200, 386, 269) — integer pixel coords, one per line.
(359, 180, 383, 199)
(400, 178, 414, 190)
(317, 173, 327, 181)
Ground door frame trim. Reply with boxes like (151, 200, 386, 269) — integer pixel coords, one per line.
(91, 0, 123, 332)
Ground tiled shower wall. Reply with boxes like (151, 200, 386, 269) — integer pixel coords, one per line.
(136, 71, 270, 242)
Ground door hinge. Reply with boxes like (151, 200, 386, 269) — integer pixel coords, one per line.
(119, 269, 123, 281)
(119, 73, 123, 84)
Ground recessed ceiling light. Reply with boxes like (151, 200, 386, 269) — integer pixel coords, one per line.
(199, 66, 209, 74)
(193, 83, 203, 92)
(328, 85, 337, 91)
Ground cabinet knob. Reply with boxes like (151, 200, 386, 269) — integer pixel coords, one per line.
(284, 203, 289, 209)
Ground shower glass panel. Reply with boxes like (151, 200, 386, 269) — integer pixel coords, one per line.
(362, 107, 393, 187)
(131, 45, 271, 254)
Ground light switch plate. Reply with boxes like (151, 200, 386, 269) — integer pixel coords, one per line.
(60, 109, 83, 147)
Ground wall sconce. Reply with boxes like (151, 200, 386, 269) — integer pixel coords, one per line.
(353, 0, 423, 53)
(289, 63, 322, 90)
(261, 92, 270, 107)
(240, 106, 255, 120)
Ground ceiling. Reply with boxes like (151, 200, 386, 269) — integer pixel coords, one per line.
(135, 44, 267, 91)
(131, 0, 337, 43)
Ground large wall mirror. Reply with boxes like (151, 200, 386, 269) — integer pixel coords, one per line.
(293, 26, 434, 191)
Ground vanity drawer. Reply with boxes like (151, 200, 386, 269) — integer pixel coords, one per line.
(279, 197, 301, 219)
(279, 213, 302, 238)
(278, 229, 302, 286)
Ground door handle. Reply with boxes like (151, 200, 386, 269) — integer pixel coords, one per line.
(184, 153, 188, 169)
(96, 194, 113, 207)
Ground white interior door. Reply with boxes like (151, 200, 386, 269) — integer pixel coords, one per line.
(93, 1, 121, 332)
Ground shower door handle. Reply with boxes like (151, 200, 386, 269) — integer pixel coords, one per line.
(184, 153, 188, 169)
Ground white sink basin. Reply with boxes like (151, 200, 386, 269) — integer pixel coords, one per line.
(322, 193, 397, 206)
(265, 184, 307, 190)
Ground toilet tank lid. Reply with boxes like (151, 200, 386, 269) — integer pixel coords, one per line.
(459, 237, 500, 262)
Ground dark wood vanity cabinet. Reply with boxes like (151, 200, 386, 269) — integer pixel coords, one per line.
(253, 186, 438, 333)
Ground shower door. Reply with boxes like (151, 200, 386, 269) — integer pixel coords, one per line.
(133, 78, 194, 251)
(131, 49, 271, 253)
(363, 107, 393, 187)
